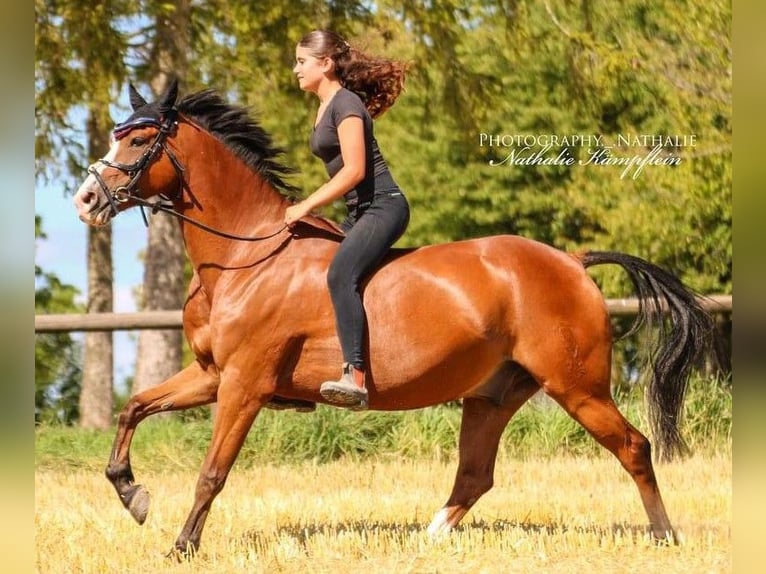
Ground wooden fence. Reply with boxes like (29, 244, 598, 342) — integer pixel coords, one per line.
(35, 295, 732, 333)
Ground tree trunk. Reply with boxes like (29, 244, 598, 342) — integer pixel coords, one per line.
(132, 213, 185, 394)
(132, 0, 190, 396)
(79, 111, 114, 429)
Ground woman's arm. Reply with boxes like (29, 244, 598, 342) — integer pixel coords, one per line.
(285, 116, 366, 226)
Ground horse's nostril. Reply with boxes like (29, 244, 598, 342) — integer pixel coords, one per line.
(74, 189, 97, 212)
(82, 190, 97, 206)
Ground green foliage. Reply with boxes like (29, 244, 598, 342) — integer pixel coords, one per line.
(679, 375, 732, 454)
(35, 0, 133, 180)
(377, 0, 731, 298)
(35, 375, 730, 471)
(167, 406, 463, 466)
(171, 0, 730, 299)
(35, 216, 84, 424)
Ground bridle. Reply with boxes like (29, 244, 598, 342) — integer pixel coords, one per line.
(87, 109, 288, 242)
(88, 110, 183, 220)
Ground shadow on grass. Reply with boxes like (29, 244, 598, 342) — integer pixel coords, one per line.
(239, 518, 660, 551)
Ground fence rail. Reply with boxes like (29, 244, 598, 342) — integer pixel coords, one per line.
(35, 295, 732, 333)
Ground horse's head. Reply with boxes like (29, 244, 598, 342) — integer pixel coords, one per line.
(73, 79, 184, 226)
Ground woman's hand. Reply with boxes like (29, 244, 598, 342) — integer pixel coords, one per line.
(284, 201, 313, 227)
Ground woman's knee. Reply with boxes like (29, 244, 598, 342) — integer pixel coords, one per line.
(327, 255, 355, 293)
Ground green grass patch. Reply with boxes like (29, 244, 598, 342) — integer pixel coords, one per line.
(35, 375, 731, 472)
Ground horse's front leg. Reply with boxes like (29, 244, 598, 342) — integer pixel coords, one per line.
(170, 372, 271, 557)
(106, 360, 219, 524)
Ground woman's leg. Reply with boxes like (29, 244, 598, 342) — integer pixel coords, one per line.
(328, 194, 408, 368)
(322, 194, 409, 406)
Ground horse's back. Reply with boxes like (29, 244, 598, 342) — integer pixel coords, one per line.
(368, 234, 597, 314)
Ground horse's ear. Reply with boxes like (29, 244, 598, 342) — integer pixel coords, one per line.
(158, 78, 179, 113)
(128, 83, 148, 111)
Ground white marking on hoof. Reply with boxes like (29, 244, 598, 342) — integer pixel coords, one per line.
(427, 508, 452, 539)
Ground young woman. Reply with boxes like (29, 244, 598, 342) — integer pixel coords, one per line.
(285, 30, 410, 410)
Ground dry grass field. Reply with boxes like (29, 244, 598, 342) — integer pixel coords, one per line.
(35, 451, 731, 573)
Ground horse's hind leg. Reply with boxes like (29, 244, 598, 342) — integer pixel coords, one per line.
(427, 368, 540, 536)
(106, 361, 219, 524)
(551, 388, 676, 541)
(542, 346, 677, 542)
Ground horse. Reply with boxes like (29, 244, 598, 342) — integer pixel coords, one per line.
(73, 79, 713, 557)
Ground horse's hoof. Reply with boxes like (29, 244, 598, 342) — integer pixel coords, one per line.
(124, 484, 150, 525)
(166, 542, 197, 561)
(653, 529, 680, 546)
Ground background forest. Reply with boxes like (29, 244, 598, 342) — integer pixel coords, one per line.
(35, 0, 731, 425)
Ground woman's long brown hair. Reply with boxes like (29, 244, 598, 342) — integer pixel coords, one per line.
(298, 30, 409, 118)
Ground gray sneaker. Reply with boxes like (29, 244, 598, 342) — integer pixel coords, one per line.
(320, 363, 368, 410)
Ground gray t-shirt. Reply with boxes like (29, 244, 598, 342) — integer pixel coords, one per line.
(310, 88, 397, 214)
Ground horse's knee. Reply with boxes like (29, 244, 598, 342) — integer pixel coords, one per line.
(117, 397, 143, 427)
(196, 468, 228, 499)
(627, 429, 651, 460)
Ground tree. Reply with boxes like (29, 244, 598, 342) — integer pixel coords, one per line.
(35, 217, 83, 424)
(131, 0, 191, 396)
(79, 139, 114, 428)
(376, 0, 731, 296)
(36, 0, 132, 427)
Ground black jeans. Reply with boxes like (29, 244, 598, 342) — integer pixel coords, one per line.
(328, 190, 410, 370)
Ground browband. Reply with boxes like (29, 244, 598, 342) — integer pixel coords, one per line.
(112, 116, 163, 140)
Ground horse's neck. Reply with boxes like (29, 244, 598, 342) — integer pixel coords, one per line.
(176, 128, 290, 269)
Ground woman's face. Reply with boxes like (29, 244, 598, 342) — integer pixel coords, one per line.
(293, 46, 329, 93)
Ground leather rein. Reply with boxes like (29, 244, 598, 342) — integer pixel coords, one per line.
(87, 110, 288, 242)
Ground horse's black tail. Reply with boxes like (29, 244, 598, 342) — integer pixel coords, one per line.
(581, 251, 715, 462)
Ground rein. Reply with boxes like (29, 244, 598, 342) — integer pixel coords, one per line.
(90, 110, 288, 242)
(117, 193, 289, 242)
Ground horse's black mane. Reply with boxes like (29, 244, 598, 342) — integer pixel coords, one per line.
(176, 89, 300, 197)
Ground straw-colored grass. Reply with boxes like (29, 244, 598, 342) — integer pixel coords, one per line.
(35, 451, 730, 573)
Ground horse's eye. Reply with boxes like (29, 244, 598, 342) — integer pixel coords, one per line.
(130, 136, 148, 147)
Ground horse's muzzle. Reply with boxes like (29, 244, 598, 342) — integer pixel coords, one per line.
(74, 182, 114, 227)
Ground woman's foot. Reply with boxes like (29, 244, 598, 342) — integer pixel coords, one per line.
(320, 363, 368, 410)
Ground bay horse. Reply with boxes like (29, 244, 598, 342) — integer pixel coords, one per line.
(73, 80, 713, 556)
